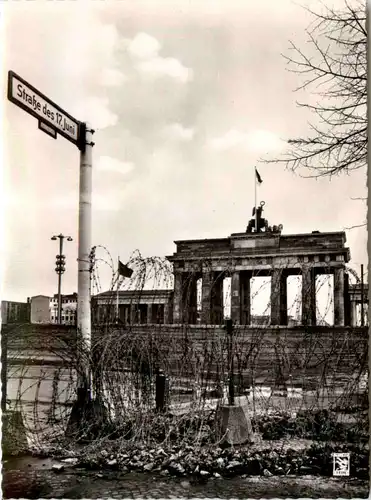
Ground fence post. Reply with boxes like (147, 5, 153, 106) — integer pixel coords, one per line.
(155, 371, 169, 412)
(361, 263, 364, 327)
(226, 319, 235, 406)
(1, 327, 7, 413)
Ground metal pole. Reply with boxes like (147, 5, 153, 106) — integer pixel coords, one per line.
(226, 319, 235, 406)
(58, 235, 63, 324)
(77, 122, 93, 399)
(254, 169, 257, 233)
(361, 264, 364, 327)
(116, 257, 120, 323)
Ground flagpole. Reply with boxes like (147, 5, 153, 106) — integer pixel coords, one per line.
(254, 168, 258, 232)
(116, 256, 120, 323)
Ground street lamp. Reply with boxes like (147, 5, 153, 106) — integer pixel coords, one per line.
(51, 234, 73, 324)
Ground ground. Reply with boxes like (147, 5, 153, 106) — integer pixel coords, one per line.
(2, 455, 369, 499)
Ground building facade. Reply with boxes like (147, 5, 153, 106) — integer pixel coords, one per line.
(1, 300, 31, 324)
(49, 293, 77, 325)
(92, 290, 173, 325)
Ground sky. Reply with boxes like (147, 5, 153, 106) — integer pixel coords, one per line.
(0, 0, 367, 305)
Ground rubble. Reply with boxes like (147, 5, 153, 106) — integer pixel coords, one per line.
(52, 464, 64, 473)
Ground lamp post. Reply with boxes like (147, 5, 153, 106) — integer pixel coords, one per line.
(51, 234, 73, 324)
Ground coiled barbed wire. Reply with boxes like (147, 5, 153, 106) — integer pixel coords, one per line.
(4, 251, 368, 453)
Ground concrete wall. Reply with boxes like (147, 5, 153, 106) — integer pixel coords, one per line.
(93, 324, 368, 386)
(3, 323, 367, 390)
(30, 296, 51, 324)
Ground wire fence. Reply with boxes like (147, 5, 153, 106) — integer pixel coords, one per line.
(3, 249, 368, 461)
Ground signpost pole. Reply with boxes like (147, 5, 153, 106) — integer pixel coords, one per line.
(7, 71, 104, 436)
(77, 123, 94, 401)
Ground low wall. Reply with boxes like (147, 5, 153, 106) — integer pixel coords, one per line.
(93, 324, 368, 386)
(3, 323, 368, 387)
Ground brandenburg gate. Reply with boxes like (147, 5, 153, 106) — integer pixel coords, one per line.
(167, 203, 350, 327)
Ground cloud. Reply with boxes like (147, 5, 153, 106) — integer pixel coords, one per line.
(137, 56, 193, 83)
(209, 129, 287, 153)
(209, 129, 247, 150)
(74, 97, 118, 129)
(127, 32, 193, 83)
(96, 156, 134, 175)
(163, 123, 195, 141)
(99, 68, 127, 87)
(128, 32, 161, 59)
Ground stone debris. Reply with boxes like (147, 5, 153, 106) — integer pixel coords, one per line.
(143, 462, 155, 471)
(52, 464, 64, 473)
(168, 462, 185, 475)
(200, 470, 210, 476)
(61, 458, 78, 465)
(226, 460, 242, 469)
(39, 410, 367, 482)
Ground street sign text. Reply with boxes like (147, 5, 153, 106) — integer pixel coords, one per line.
(8, 71, 80, 146)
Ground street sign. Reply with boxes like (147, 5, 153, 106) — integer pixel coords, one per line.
(7, 70, 80, 146)
(38, 120, 57, 139)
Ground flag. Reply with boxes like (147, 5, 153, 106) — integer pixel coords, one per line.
(118, 260, 133, 278)
(255, 168, 263, 184)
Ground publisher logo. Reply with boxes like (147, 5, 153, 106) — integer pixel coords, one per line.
(333, 453, 350, 476)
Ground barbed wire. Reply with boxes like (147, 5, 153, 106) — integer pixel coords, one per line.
(4, 248, 368, 458)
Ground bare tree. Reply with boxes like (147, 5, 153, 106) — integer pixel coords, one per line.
(268, 1, 366, 178)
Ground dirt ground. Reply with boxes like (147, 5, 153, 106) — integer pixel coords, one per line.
(3, 455, 369, 499)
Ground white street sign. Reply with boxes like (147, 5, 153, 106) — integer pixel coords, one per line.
(8, 71, 80, 146)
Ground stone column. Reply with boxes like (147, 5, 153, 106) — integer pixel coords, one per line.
(240, 272, 251, 325)
(188, 277, 198, 324)
(302, 266, 316, 326)
(211, 274, 224, 325)
(130, 304, 136, 325)
(147, 303, 153, 324)
(124, 305, 130, 325)
(334, 267, 345, 326)
(280, 272, 288, 325)
(201, 272, 212, 324)
(271, 269, 287, 326)
(271, 269, 280, 325)
(173, 271, 183, 324)
(230, 271, 241, 325)
(350, 301, 357, 327)
(164, 302, 170, 324)
(343, 272, 351, 326)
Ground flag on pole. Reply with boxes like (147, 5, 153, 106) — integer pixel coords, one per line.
(118, 260, 133, 278)
(255, 168, 263, 184)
